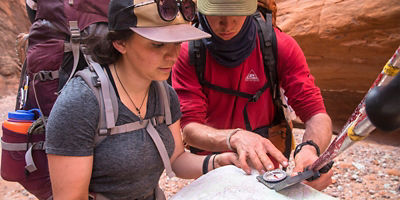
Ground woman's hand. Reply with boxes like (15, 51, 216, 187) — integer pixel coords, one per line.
(213, 152, 241, 169)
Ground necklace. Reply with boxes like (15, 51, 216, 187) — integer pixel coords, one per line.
(114, 64, 149, 120)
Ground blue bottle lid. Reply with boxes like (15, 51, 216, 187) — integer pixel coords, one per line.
(8, 110, 35, 121)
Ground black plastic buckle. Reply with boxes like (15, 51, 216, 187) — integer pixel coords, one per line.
(91, 76, 101, 87)
(250, 90, 263, 102)
(33, 141, 45, 150)
(264, 41, 272, 47)
(70, 27, 81, 44)
(150, 117, 157, 126)
(38, 71, 56, 81)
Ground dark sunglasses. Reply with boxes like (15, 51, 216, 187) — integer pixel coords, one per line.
(134, 0, 196, 22)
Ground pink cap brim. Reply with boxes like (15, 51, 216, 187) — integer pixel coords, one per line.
(130, 24, 211, 43)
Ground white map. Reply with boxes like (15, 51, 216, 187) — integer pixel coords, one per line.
(171, 166, 337, 200)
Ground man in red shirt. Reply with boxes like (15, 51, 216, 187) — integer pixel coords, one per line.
(172, 0, 333, 190)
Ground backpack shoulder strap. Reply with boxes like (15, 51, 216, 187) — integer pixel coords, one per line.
(255, 10, 290, 120)
(253, 10, 279, 103)
(189, 39, 206, 84)
(64, 21, 82, 85)
(75, 59, 119, 145)
(155, 81, 172, 125)
(253, 10, 288, 118)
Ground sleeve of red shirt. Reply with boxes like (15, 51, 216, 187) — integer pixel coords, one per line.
(275, 29, 327, 123)
(172, 42, 208, 128)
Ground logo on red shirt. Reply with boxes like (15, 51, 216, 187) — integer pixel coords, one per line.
(245, 69, 260, 82)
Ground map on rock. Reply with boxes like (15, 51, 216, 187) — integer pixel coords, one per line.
(171, 165, 337, 200)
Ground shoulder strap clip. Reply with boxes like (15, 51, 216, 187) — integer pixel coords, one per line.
(98, 128, 111, 136)
(36, 70, 59, 81)
(69, 21, 80, 44)
(250, 89, 264, 102)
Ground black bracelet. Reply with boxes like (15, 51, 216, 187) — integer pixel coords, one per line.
(202, 154, 213, 174)
(293, 140, 320, 159)
(212, 154, 217, 169)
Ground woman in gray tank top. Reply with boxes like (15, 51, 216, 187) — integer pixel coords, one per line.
(45, 0, 240, 199)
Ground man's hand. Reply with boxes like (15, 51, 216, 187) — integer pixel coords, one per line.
(229, 129, 288, 174)
(292, 145, 333, 191)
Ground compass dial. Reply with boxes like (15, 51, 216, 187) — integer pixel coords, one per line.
(262, 169, 287, 183)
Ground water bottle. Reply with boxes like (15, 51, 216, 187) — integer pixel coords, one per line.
(2, 109, 36, 134)
(1, 109, 43, 183)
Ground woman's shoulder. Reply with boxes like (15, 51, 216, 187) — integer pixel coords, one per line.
(46, 76, 99, 156)
(55, 76, 99, 110)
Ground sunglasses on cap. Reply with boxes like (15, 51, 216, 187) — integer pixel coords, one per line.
(134, 0, 196, 22)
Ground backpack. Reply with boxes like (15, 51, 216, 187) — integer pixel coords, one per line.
(18, 0, 109, 116)
(2, 1, 174, 199)
(188, 8, 294, 159)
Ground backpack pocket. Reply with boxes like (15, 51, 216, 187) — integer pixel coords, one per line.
(25, 38, 65, 116)
(1, 125, 52, 200)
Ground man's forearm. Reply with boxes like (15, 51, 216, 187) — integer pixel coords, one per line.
(183, 122, 234, 152)
(302, 113, 333, 153)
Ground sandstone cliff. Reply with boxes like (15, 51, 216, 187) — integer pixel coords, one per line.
(0, 0, 30, 95)
(277, 0, 400, 130)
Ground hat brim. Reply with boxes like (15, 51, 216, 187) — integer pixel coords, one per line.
(197, 0, 257, 16)
(130, 24, 211, 43)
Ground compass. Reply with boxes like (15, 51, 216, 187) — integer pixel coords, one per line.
(262, 169, 287, 183)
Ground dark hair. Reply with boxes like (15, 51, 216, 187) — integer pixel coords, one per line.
(87, 29, 133, 64)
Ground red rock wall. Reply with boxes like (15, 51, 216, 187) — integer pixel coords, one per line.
(0, 0, 30, 96)
(276, 0, 400, 131)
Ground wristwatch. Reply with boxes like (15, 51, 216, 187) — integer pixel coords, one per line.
(293, 140, 320, 159)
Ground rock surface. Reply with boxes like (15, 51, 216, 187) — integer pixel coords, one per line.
(0, 0, 30, 96)
(276, 0, 400, 131)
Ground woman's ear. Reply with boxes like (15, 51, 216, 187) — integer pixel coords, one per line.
(112, 40, 127, 54)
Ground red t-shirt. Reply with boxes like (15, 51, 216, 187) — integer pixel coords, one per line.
(172, 28, 326, 130)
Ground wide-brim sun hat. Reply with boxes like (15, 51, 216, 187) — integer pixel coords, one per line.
(197, 0, 257, 16)
(108, 0, 210, 43)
